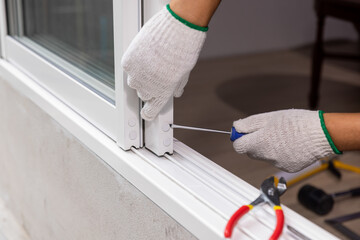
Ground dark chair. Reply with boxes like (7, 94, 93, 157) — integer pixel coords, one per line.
(309, 0, 360, 109)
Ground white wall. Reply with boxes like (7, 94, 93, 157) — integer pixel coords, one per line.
(201, 0, 358, 58)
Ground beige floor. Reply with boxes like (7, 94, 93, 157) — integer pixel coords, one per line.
(174, 41, 360, 239)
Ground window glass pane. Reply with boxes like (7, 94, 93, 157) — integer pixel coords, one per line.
(7, 0, 114, 102)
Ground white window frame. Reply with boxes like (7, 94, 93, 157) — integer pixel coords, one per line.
(2, 0, 145, 150)
(142, 2, 174, 156)
(0, 1, 339, 239)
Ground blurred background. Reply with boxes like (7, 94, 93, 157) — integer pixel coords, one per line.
(173, 0, 360, 238)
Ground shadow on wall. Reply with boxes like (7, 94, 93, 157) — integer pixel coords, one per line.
(216, 74, 360, 114)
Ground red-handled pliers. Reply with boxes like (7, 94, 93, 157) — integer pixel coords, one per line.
(224, 176, 287, 240)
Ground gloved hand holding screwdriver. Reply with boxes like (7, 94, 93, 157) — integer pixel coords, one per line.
(232, 110, 360, 172)
(122, 0, 360, 173)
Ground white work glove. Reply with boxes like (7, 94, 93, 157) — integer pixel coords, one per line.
(233, 109, 341, 172)
(121, 5, 207, 121)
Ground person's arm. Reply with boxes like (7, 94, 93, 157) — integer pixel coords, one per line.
(324, 113, 360, 151)
(170, 0, 222, 27)
(232, 109, 359, 173)
(121, 1, 222, 120)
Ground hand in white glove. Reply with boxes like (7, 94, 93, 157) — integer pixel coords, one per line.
(233, 109, 341, 172)
(121, 4, 207, 121)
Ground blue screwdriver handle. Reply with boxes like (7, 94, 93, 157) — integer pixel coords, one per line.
(230, 127, 246, 142)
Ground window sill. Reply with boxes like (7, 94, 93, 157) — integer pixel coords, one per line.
(0, 59, 339, 240)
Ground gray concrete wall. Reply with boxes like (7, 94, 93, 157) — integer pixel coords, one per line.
(201, 0, 358, 58)
(0, 76, 196, 240)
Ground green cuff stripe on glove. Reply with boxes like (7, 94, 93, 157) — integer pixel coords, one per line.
(319, 110, 342, 154)
(166, 4, 209, 32)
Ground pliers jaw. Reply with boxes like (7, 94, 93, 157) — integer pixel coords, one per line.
(261, 176, 287, 206)
(224, 176, 287, 240)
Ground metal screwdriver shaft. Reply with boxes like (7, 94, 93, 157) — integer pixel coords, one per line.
(170, 124, 231, 135)
(170, 124, 246, 142)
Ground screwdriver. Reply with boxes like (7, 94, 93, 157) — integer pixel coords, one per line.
(170, 124, 245, 142)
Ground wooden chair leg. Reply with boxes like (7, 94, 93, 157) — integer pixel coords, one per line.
(354, 23, 360, 52)
(309, 15, 325, 110)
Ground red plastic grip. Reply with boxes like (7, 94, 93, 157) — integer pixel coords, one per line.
(224, 205, 252, 238)
(270, 207, 284, 240)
